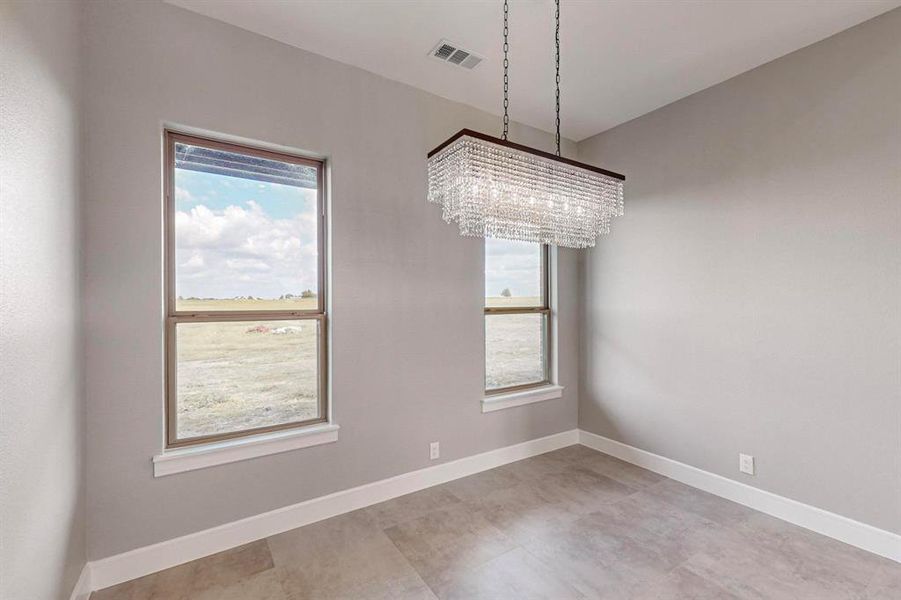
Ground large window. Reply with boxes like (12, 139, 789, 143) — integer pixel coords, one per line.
(484, 238, 550, 393)
(164, 132, 327, 447)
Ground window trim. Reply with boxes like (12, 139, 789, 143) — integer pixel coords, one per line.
(482, 384, 564, 413)
(153, 423, 340, 477)
(484, 243, 552, 396)
(163, 130, 329, 449)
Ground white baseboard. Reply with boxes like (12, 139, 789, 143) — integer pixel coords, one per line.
(68, 563, 92, 600)
(578, 430, 901, 563)
(88, 429, 579, 591)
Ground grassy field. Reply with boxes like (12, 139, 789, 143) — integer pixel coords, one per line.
(176, 299, 321, 439)
(485, 296, 546, 390)
(176, 297, 319, 313)
(175, 296, 543, 438)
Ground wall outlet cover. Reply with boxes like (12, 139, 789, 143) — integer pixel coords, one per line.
(430, 441, 440, 460)
(739, 453, 755, 475)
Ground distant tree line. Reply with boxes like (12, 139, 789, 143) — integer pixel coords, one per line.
(279, 290, 317, 300)
(176, 291, 318, 301)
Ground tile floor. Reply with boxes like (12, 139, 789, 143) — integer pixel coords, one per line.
(92, 445, 900, 599)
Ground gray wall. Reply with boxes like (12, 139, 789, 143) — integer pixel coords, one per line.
(0, 1, 86, 598)
(577, 9, 900, 534)
(82, 0, 579, 560)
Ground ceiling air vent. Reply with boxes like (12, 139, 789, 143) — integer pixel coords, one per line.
(429, 39, 483, 70)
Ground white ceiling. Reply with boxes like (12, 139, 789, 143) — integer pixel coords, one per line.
(166, 0, 899, 141)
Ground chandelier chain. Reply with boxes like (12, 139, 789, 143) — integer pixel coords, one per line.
(555, 0, 561, 156)
(502, 0, 509, 140)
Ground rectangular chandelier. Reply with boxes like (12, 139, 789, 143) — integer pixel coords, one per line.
(427, 129, 625, 248)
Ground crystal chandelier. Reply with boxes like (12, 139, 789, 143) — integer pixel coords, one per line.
(427, 0, 625, 248)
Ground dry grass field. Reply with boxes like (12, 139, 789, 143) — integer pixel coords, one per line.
(175, 296, 544, 438)
(175, 298, 320, 439)
(485, 296, 546, 390)
(176, 297, 319, 313)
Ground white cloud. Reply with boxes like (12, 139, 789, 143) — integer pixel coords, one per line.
(485, 238, 542, 298)
(175, 186, 195, 204)
(180, 252, 205, 269)
(175, 201, 318, 299)
(226, 258, 272, 273)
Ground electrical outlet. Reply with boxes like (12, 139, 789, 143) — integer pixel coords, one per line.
(739, 453, 755, 475)
(430, 441, 440, 460)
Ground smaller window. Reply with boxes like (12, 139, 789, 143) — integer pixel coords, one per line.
(484, 238, 551, 393)
(164, 132, 327, 448)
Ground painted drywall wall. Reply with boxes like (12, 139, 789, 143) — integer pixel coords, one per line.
(82, 0, 579, 560)
(0, 1, 86, 598)
(578, 9, 900, 533)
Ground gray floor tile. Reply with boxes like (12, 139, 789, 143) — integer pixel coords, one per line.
(91, 563, 195, 600)
(573, 450, 666, 490)
(682, 513, 889, 600)
(535, 465, 638, 514)
(438, 465, 522, 503)
(863, 561, 901, 599)
(583, 491, 723, 569)
(630, 566, 741, 599)
(363, 486, 464, 530)
(494, 449, 584, 480)
(268, 510, 423, 599)
(383, 504, 518, 591)
(91, 540, 274, 600)
(645, 477, 758, 525)
(191, 568, 288, 600)
(522, 512, 681, 598)
(437, 547, 583, 600)
(469, 479, 584, 544)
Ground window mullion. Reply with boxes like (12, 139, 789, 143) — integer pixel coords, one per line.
(169, 312, 324, 323)
(483, 307, 548, 315)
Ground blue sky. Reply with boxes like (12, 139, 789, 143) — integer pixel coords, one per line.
(175, 169, 313, 219)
